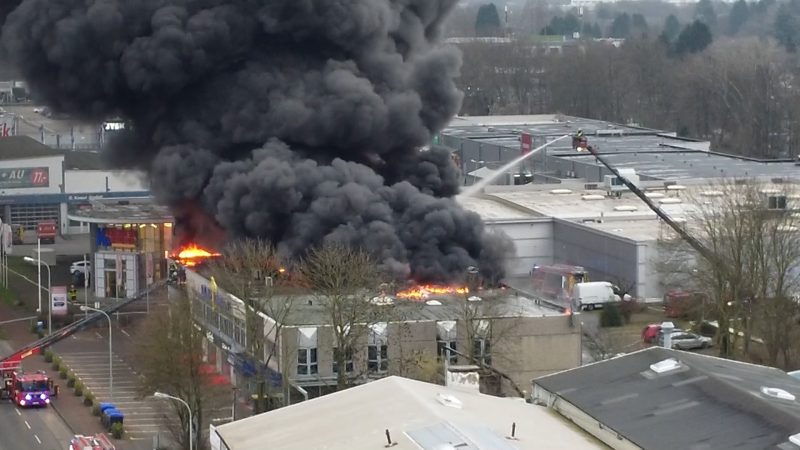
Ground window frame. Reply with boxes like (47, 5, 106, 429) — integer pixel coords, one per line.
(367, 344, 388, 373)
(332, 347, 354, 374)
(296, 347, 318, 376)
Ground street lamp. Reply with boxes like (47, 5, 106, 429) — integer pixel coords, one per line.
(80, 305, 112, 402)
(24, 256, 51, 334)
(153, 392, 193, 450)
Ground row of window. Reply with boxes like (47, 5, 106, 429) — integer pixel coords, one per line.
(296, 339, 491, 377)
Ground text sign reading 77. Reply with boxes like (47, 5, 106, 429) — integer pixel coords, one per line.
(0, 167, 49, 189)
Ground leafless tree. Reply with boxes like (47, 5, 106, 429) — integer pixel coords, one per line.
(299, 243, 390, 390)
(206, 239, 295, 411)
(135, 291, 223, 450)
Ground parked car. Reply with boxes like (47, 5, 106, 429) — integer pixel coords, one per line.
(70, 260, 91, 275)
(642, 324, 661, 344)
(663, 332, 713, 351)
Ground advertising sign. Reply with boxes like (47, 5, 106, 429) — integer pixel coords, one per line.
(520, 133, 532, 154)
(0, 167, 49, 189)
(51, 286, 68, 316)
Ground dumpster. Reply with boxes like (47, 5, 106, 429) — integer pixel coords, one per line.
(99, 403, 116, 414)
(102, 409, 124, 430)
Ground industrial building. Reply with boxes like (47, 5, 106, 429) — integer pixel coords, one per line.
(210, 376, 604, 450)
(0, 135, 149, 238)
(442, 114, 800, 300)
(532, 347, 800, 450)
(184, 268, 581, 404)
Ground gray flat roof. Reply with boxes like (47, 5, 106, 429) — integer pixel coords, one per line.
(214, 376, 604, 450)
(67, 199, 173, 224)
(263, 288, 564, 326)
(443, 114, 658, 137)
(534, 347, 800, 450)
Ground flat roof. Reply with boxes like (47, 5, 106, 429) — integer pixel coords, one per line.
(457, 195, 539, 220)
(444, 114, 657, 137)
(262, 288, 565, 326)
(67, 199, 173, 224)
(214, 376, 605, 450)
(0, 136, 63, 160)
(534, 347, 800, 450)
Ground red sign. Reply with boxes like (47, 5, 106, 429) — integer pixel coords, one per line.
(521, 133, 532, 154)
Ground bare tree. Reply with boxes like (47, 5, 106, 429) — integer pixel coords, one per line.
(135, 291, 223, 450)
(300, 243, 389, 390)
(206, 239, 295, 412)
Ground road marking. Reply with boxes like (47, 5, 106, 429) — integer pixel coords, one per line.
(34, 435, 41, 444)
(121, 329, 131, 337)
(25, 420, 31, 429)
(15, 408, 20, 416)
(95, 332, 103, 339)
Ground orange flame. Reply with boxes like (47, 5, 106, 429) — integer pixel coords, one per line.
(396, 284, 469, 300)
(173, 244, 221, 267)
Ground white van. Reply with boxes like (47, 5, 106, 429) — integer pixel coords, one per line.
(571, 281, 619, 311)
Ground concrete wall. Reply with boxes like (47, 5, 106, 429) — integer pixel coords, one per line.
(552, 219, 642, 295)
(64, 169, 148, 193)
(488, 219, 554, 276)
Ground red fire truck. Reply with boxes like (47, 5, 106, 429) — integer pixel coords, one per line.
(531, 264, 589, 301)
(69, 433, 115, 450)
(0, 361, 56, 407)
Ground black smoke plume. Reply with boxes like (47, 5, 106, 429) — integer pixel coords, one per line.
(2, 0, 513, 283)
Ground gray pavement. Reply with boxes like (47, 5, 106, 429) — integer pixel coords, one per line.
(0, 341, 75, 450)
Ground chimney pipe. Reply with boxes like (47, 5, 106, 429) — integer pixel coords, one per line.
(661, 321, 675, 349)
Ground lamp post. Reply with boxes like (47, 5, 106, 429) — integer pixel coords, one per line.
(80, 305, 112, 402)
(153, 392, 192, 450)
(24, 255, 51, 334)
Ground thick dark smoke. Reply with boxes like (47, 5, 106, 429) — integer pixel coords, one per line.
(2, 0, 513, 283)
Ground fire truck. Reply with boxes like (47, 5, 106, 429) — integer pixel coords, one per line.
(69, 433, 115, 450)
(531, 264, 589, 301)
(0, 361, 56, 407)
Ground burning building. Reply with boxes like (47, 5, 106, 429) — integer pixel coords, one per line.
(2, 0, 513, 285)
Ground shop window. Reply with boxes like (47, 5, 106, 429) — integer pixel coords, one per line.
(297, 348, 318, 376)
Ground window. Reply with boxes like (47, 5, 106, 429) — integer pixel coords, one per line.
(473, 339, 491, 366)
(769, 195, 787, 210)
(368, 344, 388, 373)
(332, 347, 354, 374)
(297, 348, 318, 376)
(437, 340, 458, 365)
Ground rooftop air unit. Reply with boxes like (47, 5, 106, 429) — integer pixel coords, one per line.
(604, 168, 639, 197)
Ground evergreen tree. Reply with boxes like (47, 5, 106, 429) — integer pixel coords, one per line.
(774, 4, 798, 52)
(674, 20, 713, 56)
(728, 0, 749, 35)
(662, 14, 681, 42)
(475, 3, 502, 37)
(695, 0, 717, 28)
(609, 13, 632, 38)
(632, 13, 649, 38)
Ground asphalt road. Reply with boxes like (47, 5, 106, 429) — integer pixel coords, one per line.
(0, 342, 75, 450)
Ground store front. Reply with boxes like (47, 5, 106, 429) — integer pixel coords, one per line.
(67, 200, 174, 299)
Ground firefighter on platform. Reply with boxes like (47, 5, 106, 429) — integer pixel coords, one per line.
(572, 129, 585, 149)
(68, 285, 78, 303)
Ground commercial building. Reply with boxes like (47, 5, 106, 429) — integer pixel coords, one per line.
(440, 114, 800, 300)
(0, 135, 149, 238)
(184, 268, 581, 403)
(532, 347, 800, 449)
(210, 375, 605, 450)
(67, 199, 174, 299)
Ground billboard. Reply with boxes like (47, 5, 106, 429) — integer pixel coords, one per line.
(51, 286, 68, 316)
(520, 133, 532, 154)
(0, 167, 49, 189)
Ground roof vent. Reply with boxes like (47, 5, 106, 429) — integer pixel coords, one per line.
(425, 300, 442, 306)
(659, 198, 683, 205)
(582, 194, 604, 201)
(551, 188, 573, 195)
(760, 387, 796, 401)
(467, 296, 482, 302)
(701, 190, 723, 197)
(645, 192, 665, 199)
(650, 358, 681, 374)
(436, 393, 463, 409)
(666, 185, 686, 191)
(614, 205, 638, 212)
(761, 188, 781, 195)
(777, 225, 798, 233)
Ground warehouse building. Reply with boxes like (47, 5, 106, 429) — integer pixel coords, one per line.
(0, 135, 149, 239)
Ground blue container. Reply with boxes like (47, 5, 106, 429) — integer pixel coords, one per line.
(99, 403, 116, 413)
